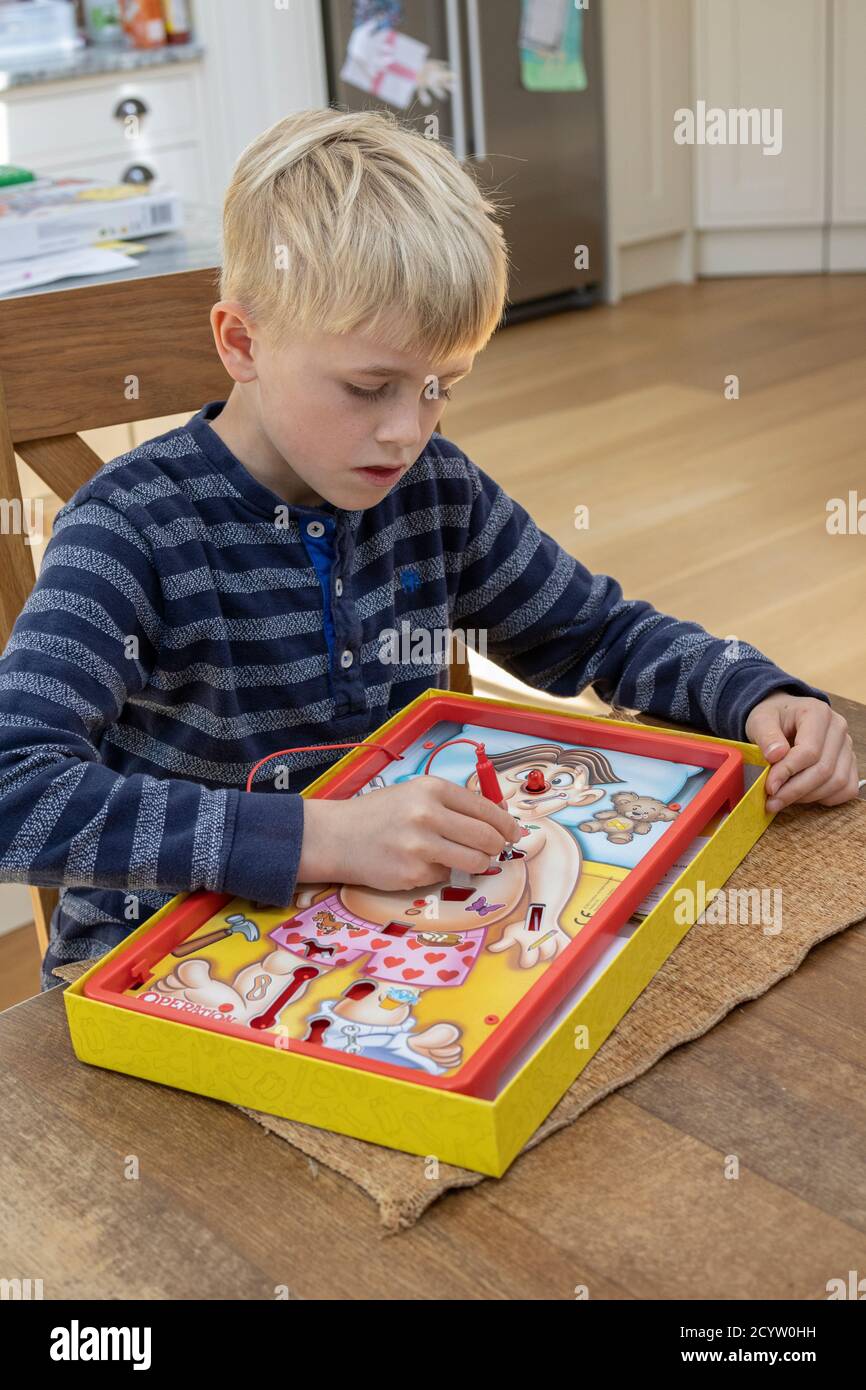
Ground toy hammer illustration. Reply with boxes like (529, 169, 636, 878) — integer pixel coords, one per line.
(172, 913, 260, 957)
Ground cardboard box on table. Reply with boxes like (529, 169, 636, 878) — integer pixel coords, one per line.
(63, 690, 774, 1178)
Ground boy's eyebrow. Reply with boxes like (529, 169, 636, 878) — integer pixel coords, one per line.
(350, 363, 473, 379)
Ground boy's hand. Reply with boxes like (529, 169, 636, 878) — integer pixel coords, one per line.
(744, 693, 861, 813)
(298, 777, 527, 891)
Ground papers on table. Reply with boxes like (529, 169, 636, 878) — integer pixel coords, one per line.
(0, 244, 139, 296)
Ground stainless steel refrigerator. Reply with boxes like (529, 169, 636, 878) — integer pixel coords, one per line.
(320, 0, 607, 319)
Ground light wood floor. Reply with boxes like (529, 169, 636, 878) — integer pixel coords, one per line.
(3, 275, 863, 1008)
(455, 274, 866, 711)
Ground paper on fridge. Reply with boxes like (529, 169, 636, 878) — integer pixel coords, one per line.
(340, 18, 429, 108)
(520, 0, 571, 52)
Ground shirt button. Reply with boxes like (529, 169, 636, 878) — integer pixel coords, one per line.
(306, 520, 325, 538)
(335, 577, 343, 597)
(340, 650, 353, 669)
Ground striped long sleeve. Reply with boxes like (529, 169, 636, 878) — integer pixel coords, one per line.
(452, 462, 830, 740)
(0, 499, 303, 910)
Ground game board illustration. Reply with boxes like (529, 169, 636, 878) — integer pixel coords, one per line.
(128, 719, 719, 1085)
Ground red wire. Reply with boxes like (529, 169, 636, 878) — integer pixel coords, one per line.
(245, 742, 403, 793)
(247, 736, 483, 795)
(422, 737, 483, 775)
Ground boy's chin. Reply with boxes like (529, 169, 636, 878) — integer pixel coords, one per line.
(328, 473, 402, 508)
(302, 466, 407, 510)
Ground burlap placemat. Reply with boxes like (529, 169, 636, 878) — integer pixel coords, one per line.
(55, 798, 866, 1232)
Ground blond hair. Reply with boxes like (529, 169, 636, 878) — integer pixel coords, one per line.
(219, 107, 510, 361)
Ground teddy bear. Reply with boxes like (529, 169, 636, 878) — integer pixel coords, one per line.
(578, 791, 680, 844)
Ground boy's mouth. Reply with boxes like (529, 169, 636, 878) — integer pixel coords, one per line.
(354, 464, 405, 487)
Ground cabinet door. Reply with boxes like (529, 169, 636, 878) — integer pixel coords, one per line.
(831, 0, 866, 224)
(605, 0, 692, 246)
(694, 0, 827, 228)
(47, 145, 205, 205)
(4, 70, 200, 165)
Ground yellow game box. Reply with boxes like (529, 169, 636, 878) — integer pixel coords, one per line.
(63, 690, 774, 1177)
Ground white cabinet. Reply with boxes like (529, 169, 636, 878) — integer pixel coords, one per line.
(606, 0, 866, 285)
(3, 68, 200, 160)
(0, 0, 329, 215)
(693, 0, 866, 274)
(46, 144, 205, 204)
(830, 0, 866, 269)
(694, 0, 826, 229)
(602, 0, 695, 300)
(0, 64, 206, 204)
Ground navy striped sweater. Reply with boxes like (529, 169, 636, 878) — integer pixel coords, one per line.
(0, 400, 827, 989)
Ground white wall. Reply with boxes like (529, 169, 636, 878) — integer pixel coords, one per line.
(194, 0, 329, 195)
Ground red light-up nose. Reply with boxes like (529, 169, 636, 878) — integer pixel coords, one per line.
(525, 769, 548, 793)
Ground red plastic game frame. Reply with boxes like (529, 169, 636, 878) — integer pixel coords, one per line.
(82, 694, 744, 1099)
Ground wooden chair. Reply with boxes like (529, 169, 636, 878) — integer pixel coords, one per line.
(0, 266, 471, 961)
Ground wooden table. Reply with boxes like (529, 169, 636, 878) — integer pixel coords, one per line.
(1, 697, 864, 1301)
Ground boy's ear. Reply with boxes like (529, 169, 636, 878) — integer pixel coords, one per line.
(210, 300, 257, 382)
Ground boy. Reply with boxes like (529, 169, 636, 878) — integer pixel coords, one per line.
(0, 109, 857, 992)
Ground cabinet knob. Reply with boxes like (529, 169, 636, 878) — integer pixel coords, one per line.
(114, 96, 149, 121)
(121, 163, 156, 185)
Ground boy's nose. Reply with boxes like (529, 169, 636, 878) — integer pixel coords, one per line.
(376, 413, 424, 453)
(525, 769, 549, 793)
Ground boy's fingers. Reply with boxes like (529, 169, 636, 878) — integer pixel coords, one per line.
(764, 704, 834, 796)
(747, 706, 791, 765)
(766, 720, 849, 809)
(769, 756, 855, 811)
(430, 835, 495, 876)
(817, 764, 862, 806)
(437, 806, 510, 858)
(440, 779, 521, 839)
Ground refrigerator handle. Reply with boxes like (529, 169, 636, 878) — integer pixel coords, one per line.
(444, 0, 468, 161)
(464, 0, 487, 160)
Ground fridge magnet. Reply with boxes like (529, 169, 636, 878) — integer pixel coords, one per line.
(520, 0, 588, 93)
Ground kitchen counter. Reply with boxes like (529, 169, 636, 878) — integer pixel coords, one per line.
(0, 38, 203, 91)
(0, 198, 222, 300)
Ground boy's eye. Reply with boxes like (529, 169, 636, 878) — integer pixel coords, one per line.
(346, 382, 388, 401)
(344, 383, 454, 403)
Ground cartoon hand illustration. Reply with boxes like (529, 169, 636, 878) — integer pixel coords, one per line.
(487, 922, 571, 968)
(416, 58, 455, 105)
(407, 1022, 463, 1069)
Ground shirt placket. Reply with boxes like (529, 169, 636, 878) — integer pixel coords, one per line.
(298, 507, 367, 722)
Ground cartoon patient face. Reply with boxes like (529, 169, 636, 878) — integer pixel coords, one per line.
(468, 757, 606, 818)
